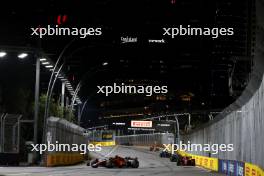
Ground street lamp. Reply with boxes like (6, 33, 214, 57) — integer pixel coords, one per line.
(69, 62, 109, 115)
(0, 52, 7, 58)
(102, 62, 108, 66)
(39, 58, 46, 61)
(17, 53, 28, 59)
(41, 62, 50, 65)
(45, 65, 53, 68)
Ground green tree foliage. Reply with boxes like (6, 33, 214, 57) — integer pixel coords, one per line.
(38, 94, 75, 121)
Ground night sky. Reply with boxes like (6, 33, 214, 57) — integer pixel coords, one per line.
(0, 0, 254, 128)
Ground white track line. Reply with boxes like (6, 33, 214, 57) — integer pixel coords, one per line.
(104, 145, 119, 157)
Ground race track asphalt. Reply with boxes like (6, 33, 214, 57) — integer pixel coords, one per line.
(0, 146, 225, 176)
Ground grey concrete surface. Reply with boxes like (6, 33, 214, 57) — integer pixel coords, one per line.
(0, 146, 224, 176)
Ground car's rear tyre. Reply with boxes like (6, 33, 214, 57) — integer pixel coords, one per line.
(90, 159, 99, 168)
(106, 160, 114, 168)
(131, 160, 139, 168)
(191, 159, 196, 166)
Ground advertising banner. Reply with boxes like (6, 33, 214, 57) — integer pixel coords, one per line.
(245, 162, 264, 176)
(218, 159, 245, 176)
(191, 155, 218, 171)
(153, 121, 175, 132)
(131, 120, 152, 128)
(102, 131, 114, 140)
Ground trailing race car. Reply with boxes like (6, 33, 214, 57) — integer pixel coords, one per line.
(177, 156, 195, 166)
(170, 153, 180, 162)
(90, 155, 139, 168)
(159, 150, 172, 158)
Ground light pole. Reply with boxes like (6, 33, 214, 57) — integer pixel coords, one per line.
(69, 62, 109, 123)
(41, 39, 76, 166)
(43, 39, 76, 127)
(174, 115, 180, 144)
(0, 46, 42, 163)
(70, 62, 108, 110)
(46, 64, 64, 119)
(78, 92, 97, 125)
(61, 81, 65, 108)
(33, 56, 40, 163)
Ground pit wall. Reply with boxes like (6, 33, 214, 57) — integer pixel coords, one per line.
(183, 0, 264, 173)
(45, 117, 87, 167)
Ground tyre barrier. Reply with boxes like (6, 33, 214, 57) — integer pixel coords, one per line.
(46, 117, 87, 167)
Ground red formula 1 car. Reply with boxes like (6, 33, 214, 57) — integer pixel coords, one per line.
(90, 155, 139, 168)
(177, 156, 196, 166)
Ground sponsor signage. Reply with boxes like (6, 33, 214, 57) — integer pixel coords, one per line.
(148, 39, 165, 43)
(112, 122, 126, 126)
(218, 159, 245, 176)
(153, 121, 175, 132)
(131, 120, 152, 128)
(245, 162, 264, 176)
(191, 155, 218, 171)
(128, 127, 155, 131)
(102, 131, 113, 140)
(121, 36, 137, 44)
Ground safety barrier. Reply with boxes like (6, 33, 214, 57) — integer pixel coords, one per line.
(116, 134, 264, 175)
(177, 150, 263, 175)
(88, 130, 116, 146)
(0, 113, 21, 153)
(244, 162, 264, 176)
(174, 149, 263, 175)
(45, 117, 87, 167)
(189, 154, 218, 171)
(46, 152, 85, 167)
(189, 154, 263, 176)
(116, 133, 174, 147)
(90, 141, 116, 146)
(183, 0, 264, 170)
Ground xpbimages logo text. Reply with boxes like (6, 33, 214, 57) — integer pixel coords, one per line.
(163, 141, 234, 155)
(31, 141, 102, 154)
(97, 83, 168, 96)
(30, 25, 102, 38)
(163, 25, 234, 39)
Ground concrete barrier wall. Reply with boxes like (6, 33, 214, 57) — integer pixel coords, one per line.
(184, 0, 264, 169)
(45, 117, 87, 166)
(116, 133, 175, 147)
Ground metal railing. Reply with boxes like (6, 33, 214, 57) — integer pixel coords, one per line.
(0, 113, 22, 153)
